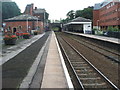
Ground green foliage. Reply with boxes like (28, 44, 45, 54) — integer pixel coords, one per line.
(48, 20, 51, 23)
(45, 12, 49, 20)
(75, 6, 93, 20)
(93, 28, 98, 31)
(52, 27, 59, 31)
(113, 26, 119, 31)
(2, 2, 21, 21)
(66, 10, 75, 20)
(107, 26, 113, 31)
(65, 6, 93, 22)
(60, 18, 69, 23)
(107, 26, 120, 31)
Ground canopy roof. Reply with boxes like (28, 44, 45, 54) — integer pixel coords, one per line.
(64, 17, 91, 26)
(71, 17, 91, 22)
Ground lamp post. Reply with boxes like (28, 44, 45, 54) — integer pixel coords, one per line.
(35, 16, 40, 30)
(117, 18, 119, 28)
(26, 18, 28, 32)
(26, 17, 31, 33)
(97, 20, 100, 30)
(43, 11, 46, 32)
(2, 23, 6, 35)
(36, 18, 38, 30)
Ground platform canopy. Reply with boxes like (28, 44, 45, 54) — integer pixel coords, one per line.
(63, 17, 92, 34)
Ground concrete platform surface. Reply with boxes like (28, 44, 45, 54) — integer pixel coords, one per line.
(1, 33, 45, 65)
(41, 31, 71, 88)
(65, 31, 120, 44)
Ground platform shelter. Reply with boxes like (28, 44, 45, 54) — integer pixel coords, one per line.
(63, 17, 92, 34)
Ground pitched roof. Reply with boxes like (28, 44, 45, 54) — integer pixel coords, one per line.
(94, 0, 120, 10)
(71, 17, 91, 22)
(5, 14, 39, 21)
(33, 8, 46, 14)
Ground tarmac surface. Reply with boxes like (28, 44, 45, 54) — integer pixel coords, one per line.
(1, 33, 44, 65)
(2, 31, 51, 88)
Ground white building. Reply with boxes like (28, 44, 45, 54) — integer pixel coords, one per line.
(63, 17, 92, 34)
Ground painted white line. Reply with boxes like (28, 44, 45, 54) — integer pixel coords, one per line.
(19, 33, 51, 89)
(54, 32, 74, 89)
(1, 33, 45, 65)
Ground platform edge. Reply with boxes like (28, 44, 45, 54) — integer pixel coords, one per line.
(54, 31, 74, 89)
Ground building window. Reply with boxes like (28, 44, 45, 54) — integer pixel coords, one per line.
(8, 26, 11, 31)
(18, 26, 22, 30)
(118, 8, 120, 11)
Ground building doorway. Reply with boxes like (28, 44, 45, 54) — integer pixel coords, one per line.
(13, 27, 17, 34)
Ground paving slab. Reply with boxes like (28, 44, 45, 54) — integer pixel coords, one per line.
(1, 33, 45, 65)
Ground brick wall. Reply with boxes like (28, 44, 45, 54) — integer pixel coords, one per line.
(93, 10, 99, 26)
(93, 2, 120, 29)
(4, 20, 43, 33)
(34, 13, 44, 21)
(99, 2, 119, 26)
(24, 4, 34, 16)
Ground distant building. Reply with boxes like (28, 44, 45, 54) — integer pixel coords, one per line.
(24, 3, 34, 16)
(4, 14, 43, 34)
(93, 0, 120, 30)
(24, 3, 49, 27)
(64, 17, 92, 34)
(3, 3, 48, 34)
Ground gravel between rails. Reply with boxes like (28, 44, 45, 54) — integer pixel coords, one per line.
(2, 31, 51, 88)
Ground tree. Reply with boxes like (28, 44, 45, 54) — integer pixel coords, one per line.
(75, 10, 82, 18)
(2, 2, 21, 21)
(66, 10, 75, 20)
(60, 6, 93, 24)
(75, 6, 93, 20)
(45, 12, 49, 20)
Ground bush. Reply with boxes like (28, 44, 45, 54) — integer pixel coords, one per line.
(4, 35, 17, 40)
(92, 28, 97, 34)
(4, 35, 17, 45)
(106, 26, 120, 38)
(22, 33, 30, 39)
(107, 26, 120, 32)
(33, 31, 38, 35)
(93, 28, 97, 31)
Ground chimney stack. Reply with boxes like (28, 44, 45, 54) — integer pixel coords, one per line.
(35, 7, 37, 10)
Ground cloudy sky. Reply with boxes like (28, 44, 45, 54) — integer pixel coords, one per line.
(12, 0, 103, 20)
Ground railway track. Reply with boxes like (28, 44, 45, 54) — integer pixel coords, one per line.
(56, 34, 119, 89)
(64, 33, 120, 63)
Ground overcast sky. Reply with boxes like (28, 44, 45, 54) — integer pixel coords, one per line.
(12, 0, 103, 20)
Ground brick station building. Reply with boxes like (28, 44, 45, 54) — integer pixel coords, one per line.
(93, 0, 120, 30)
(3, 3, 48, 34)
(4, 14, 43, 34)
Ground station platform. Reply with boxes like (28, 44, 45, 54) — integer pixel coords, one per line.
(41, 31, 73, 88)
(64, 31, 120, 44)
(2, 31, 73, 89)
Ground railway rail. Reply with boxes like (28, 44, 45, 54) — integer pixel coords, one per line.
(56, 33, 119, 89)
(64, 33, 120, 63)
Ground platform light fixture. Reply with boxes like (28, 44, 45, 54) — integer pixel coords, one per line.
(97, 20, 100, 30)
